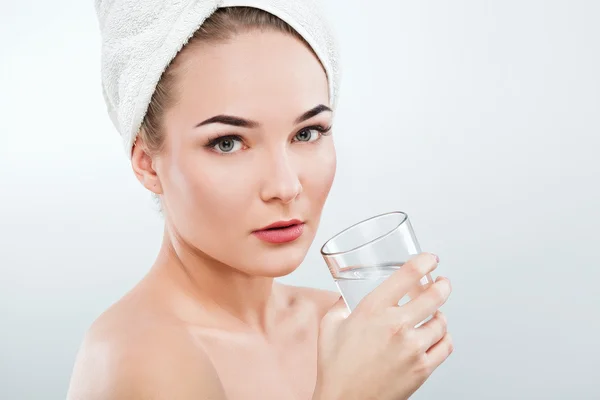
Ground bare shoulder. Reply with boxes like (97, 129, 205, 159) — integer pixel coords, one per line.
(66, 295, 226, 400)
(284, 284, 340, 317)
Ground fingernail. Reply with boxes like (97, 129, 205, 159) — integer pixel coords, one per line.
(431, 253, 440, 263)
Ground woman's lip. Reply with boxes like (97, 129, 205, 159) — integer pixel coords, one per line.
(252, 223, 305, 244)
(257, 219, 303, 231)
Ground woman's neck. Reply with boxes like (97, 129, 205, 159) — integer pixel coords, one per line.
(147, 226, 286, 334)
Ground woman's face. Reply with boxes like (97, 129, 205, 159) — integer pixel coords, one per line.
(152, 29, 336, 277)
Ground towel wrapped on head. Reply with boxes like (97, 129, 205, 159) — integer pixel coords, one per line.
(94, 0, 341, 158)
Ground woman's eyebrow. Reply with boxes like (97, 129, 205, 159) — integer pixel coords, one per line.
(294, 104, 332, 124)
(195, 104, 332, 129)
(195, 115, 258, 128)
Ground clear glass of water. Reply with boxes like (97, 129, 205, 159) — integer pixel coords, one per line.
(321, 211, 434, 312)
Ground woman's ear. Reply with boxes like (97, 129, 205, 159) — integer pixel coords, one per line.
(131, 137, 163, 195)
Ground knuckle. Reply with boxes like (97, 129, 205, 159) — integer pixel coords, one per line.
(441, 322, 448, 338)
(405, 332, 426, 355)
(386, 323, 401, 338)
(354, 299, 376, 317)
(404, 258, 427, 279)
(431, 281, 449, 303)
(392, 313, 412, 336)
(404, 253, 438, 278)
(446, 334, 454, 355)
(437, 314, 448, 335)
(414, 355, 432, 377)
(431, 323, 447, 343)
(437, 311, 447, 325)
(389, 319, 408, 338)
(397, 311, 411, 327)
(415, 337, 429, 353)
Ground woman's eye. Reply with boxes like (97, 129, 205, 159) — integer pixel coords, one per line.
(212, 137, 243, 153)
(294, 128, 321, 143)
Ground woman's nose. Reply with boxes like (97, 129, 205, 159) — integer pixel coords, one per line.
(259, 154, 303, 204)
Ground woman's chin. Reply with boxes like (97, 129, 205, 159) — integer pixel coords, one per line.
(243, 245, 309, 278)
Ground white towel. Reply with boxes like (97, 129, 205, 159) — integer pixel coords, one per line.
(94, 0, 341, 157)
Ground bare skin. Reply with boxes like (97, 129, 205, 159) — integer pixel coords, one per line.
(67, 241, 339, 400)
(67, 28, 453, 400)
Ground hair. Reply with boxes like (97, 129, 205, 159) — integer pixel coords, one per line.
(137, 6, 315, 156)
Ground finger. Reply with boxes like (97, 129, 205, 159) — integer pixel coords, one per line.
(399, 277, 451, 326)
(358, 253, 439, 311)
(406, 273, 435, 302)
(415, 311, 447, 350)
(425, 332, 454, 370)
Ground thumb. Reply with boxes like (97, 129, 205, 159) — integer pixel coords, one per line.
(328, 295, 350, 318)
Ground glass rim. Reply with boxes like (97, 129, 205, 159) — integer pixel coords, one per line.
(320, 211, 408, 257)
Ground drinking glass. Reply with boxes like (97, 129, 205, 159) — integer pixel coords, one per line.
(321, 211, 434, 312)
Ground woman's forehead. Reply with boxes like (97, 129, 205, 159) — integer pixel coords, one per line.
(173, 30, 330, 117)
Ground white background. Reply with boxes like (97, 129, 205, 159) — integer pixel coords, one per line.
(1, 0, 599, 398)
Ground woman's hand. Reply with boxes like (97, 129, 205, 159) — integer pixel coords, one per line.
(313, 253, 453, 400)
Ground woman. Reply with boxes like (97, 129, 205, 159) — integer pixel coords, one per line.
(68, 3, 453, 399)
